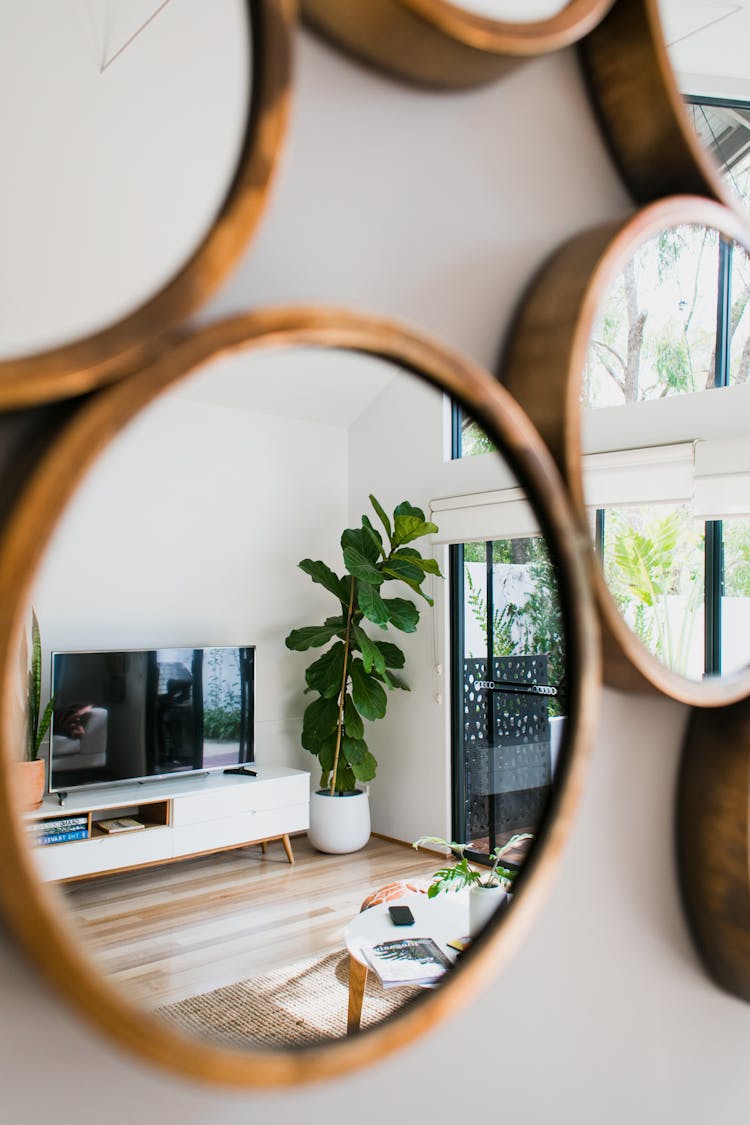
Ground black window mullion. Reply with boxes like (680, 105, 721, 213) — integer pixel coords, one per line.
(449, 544, 467, 842)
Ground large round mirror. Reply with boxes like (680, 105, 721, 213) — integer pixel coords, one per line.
(502, 196, 750, 704)
(0, 310, 598, 1085)
(0, 0, 291, 409)
(301, 0, 614, 90)
(581, 0, 750, 217)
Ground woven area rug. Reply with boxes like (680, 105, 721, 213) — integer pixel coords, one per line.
(155, 951, 413, 1048)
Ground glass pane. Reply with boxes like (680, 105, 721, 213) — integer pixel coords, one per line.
(687, 102, 750, 210)
(729, 240, 750, 386)
(601, 504, 705, 677)
(460, 413, 495, 458)
(457, 537, 564, 868)
(583, 225, 720, 407)
(722, 517, 750, 676)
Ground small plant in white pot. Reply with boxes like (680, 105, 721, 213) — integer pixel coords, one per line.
(413, 833, 533, 936)
(285, 495, 441, 853)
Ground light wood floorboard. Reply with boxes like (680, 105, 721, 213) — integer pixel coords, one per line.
(61, 835, 442, 1007)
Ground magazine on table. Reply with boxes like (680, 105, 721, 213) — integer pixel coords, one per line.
(361, 937, 453, 987)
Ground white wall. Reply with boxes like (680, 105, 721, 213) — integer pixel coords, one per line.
(4, 23, 750, 1125)
(31, 376, 350, 774)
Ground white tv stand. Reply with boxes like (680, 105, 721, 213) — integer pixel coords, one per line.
(27, 765, 310, 883)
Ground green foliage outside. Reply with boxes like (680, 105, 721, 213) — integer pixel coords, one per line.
(463, 537, 566, 715)
(584, 225, 750, 407)
(603, 507, 704, 674)
(724, 520, 750, 598)
(286, 496, 442, 795)
(204, 649, 241, 742)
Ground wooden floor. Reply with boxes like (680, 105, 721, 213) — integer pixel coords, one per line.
(62, 835, 442, 1008)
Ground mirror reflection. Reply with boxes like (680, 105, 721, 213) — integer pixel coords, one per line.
(22, 347, 567, 1049)
(658, 1, 750, 209)
(583, 221, 750, 681)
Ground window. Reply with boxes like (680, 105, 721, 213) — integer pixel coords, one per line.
(450, 536, 565, 860)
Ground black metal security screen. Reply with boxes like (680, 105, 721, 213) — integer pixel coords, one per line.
(460, 655, 552, 848)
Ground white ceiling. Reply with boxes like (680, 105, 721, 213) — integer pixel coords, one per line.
(659, 0, 750, 97)
(175, 346, 396, 430)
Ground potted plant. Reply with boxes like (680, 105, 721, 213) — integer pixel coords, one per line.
(413, 833, 533, 935)
(286, 495, 441, 853)
(17, 609, 55, 810)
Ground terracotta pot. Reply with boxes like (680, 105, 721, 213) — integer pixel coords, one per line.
(14, 758, 46, 811)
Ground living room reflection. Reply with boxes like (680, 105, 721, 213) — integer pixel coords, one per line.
(24, 346, 568, 1048)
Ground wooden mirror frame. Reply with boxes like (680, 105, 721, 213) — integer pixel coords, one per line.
(0, 0, 293, 413)
(501, 195, 750, 706)
(0, 307, 600, 1087)
(677, 698, 750, 1003)
(579, 0, 742, 210)
(301, 0, 615, 90)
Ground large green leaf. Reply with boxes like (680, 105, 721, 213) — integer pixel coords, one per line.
(285, 620, 344, 651)
(361, 516, 384, 558)
(395, 547, 443, 577)
(341, 527, 383, 585)
(301, 696, 340, 751)
(383, 597, 420, 633)
(350, 659, 388, 720)
(381, 557, 424, 584)
(341, 735, 369, 766)
(383, 669, 409, 691)
(393, 514, 438, 547)
(341, 526, 379, 563)
(298, 559, 351, 604)
(344, 694, 364, 739)
(394, 501, 426, 521)
(304, 642, 346, 699)
(381, 564, 433, 605)
(351, 623, 386, 676)
(358, 580, 390, 626)
(350, 748, 377, 783)
(317, 732, 338, 773)
(369, 495, 392, 545)
(375, 641, 405, 669)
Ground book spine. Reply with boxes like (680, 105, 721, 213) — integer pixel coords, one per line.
(38, 829, 89, 845)
(35, 816, 89, 832)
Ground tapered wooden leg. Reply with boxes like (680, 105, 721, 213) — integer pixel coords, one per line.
(281, 833, 294, 865)
(347, 956, 368, 1033)
(260, 841, 267, 855)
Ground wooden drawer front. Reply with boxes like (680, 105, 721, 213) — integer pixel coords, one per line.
(171, 803, 309, 858)
(171, 774, 309, 826)
(36, 827, 173, 881)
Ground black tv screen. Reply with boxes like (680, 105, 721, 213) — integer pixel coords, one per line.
(49, 646, 255, 793)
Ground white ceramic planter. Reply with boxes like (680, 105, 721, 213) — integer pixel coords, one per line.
(469, 883, 508, 936)
(308, 787, 371, 854)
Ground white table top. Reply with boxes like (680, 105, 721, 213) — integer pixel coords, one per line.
(344, 891, 469, 975)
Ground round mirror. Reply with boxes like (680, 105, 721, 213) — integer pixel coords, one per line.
(0, 1, 291, 409)
(502, 195, 750, 704)
(580, 0, 750, 216)
(0, 309, 598, 1085)
(301, 0, 614, 90)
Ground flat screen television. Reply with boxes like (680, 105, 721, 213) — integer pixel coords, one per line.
(49, 646, 255, 794)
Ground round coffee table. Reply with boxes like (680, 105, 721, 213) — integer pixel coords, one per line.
(343, 891, 469, 1032)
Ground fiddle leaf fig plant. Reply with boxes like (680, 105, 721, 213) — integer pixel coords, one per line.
(285, 495, 442, 795)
